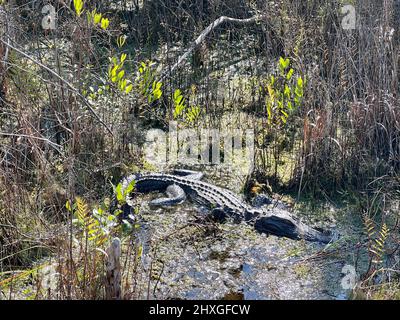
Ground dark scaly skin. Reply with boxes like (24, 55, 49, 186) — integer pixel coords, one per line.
(120, 172, 334, 243)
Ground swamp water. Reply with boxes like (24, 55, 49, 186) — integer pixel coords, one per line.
(130, 114, 368, 300)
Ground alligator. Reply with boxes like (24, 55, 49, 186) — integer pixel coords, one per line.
(117, 170, 334, 243)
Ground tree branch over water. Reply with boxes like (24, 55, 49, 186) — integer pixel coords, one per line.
(160, 14, 267, 81)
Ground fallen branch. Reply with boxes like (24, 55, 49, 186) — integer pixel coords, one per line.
(0, 132, 62, 152)
(159, 14, 267, 81)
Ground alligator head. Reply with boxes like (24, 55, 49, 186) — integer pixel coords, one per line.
(248, 207, 335, 244)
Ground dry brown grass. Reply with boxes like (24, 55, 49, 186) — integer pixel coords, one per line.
(0, 0, 399, 299)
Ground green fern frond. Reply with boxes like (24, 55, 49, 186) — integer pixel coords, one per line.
(363, 216, 376, 239)
(75, 196, 90, 226)
(363, 212, 390, 268)
(74, 197, 106, 247)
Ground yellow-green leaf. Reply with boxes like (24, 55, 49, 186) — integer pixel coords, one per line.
(124, 179, 135, 196)
(266, 83, 275, 101)
(94, 13, 102, 24)
(297, 77, 303, 88)
(125, 84, 133, 94)
(284, 84, 291, 98)
(66, 200, 72, 212)
(101, 18, 109, 30)
(117, 35, 127, 48)
(115, 183, 124, 203)
(74, 0, 84, 17)
(119, 79, 127, 91)
(266, 100, 272, 122)
(286, 68, 294, 81)
(118, 70, 125, 80)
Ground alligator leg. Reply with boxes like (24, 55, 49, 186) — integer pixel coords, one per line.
(252, 194, 273, 207)
(210, 207, 243, 223)
(149, 184, 187, 207)
(252, 194, 290, 211)
(210, 207, 227, 222)
(172, 169, 204, 180)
